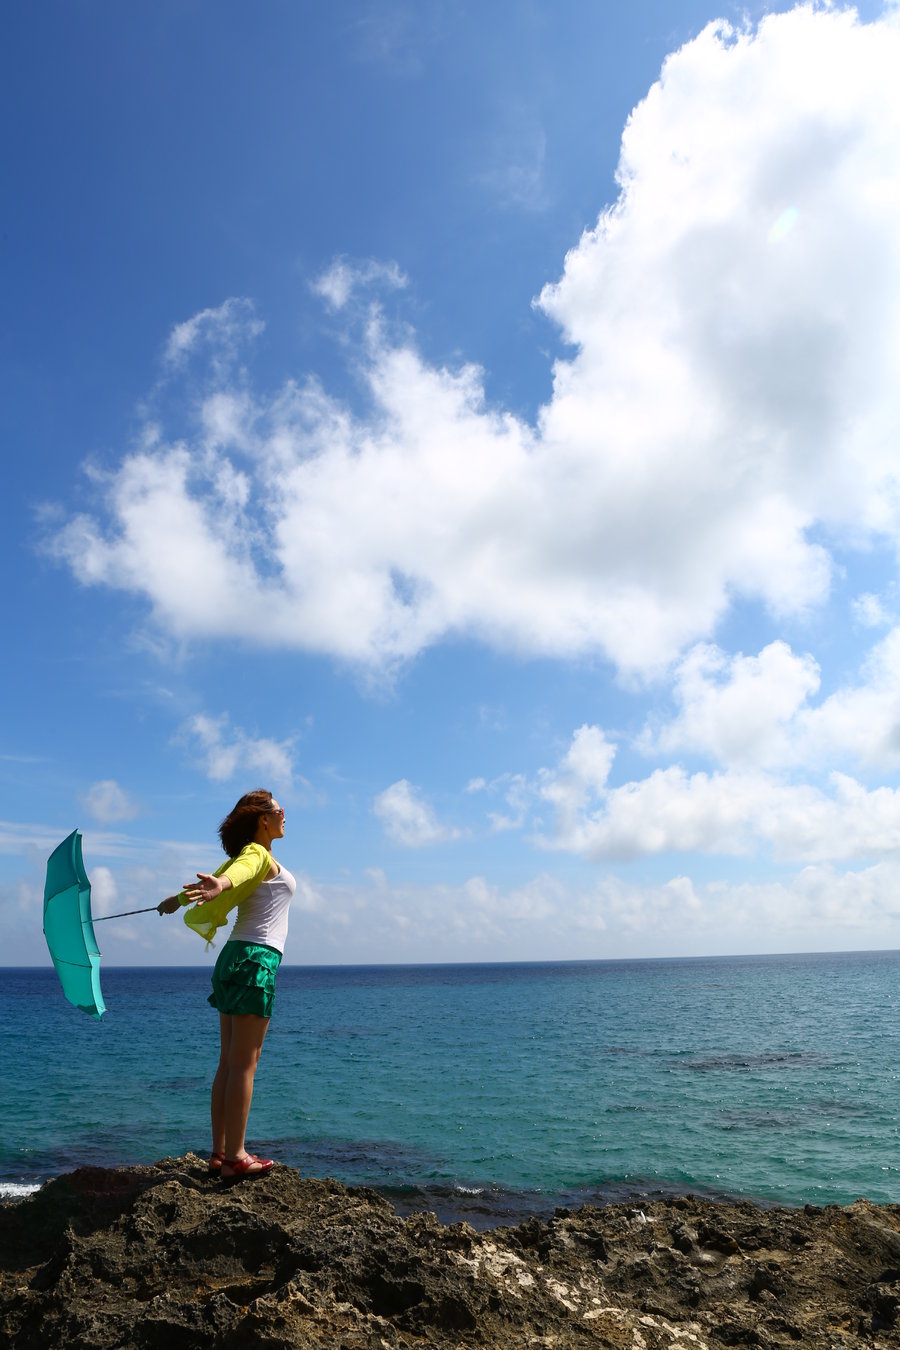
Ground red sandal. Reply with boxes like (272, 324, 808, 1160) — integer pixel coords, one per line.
(221, 1154, 274, 1181)
(211, 1151, 259, 1173)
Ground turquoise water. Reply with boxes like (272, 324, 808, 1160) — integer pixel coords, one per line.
(2, 953, 900, 1223)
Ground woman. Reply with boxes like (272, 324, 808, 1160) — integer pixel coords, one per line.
(158, 789, 296, 1180)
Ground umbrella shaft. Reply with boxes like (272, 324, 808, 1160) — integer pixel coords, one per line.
(94, 906, 160, 921)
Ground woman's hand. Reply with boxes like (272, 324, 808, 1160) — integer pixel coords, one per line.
(181, 872, 231, 907)
(157, 896, 181, 915)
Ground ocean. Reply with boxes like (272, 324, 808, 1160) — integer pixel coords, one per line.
(2, 952, 899, 1226)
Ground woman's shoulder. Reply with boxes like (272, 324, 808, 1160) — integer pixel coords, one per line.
(235, 841, 281, 879)
(227, 841, 277, 874)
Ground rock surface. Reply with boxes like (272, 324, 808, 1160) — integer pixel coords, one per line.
(3, 1156, 900, 1347)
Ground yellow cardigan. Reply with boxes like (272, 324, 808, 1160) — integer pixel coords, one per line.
(180, 842, 273, 945)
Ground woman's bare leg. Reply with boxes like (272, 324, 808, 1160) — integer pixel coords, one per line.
(223, 1013, 270, 1165)
(210, 1013, 233, 1156)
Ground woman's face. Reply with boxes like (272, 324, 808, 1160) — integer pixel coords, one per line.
(265, 801, 285, 841)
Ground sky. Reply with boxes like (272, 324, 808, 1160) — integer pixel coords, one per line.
(4, 0, 900, 967)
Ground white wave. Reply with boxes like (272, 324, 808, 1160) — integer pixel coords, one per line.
(0, 1182, 40, 1200)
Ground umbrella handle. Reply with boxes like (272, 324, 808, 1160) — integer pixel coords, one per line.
(93, 905, 162, 922)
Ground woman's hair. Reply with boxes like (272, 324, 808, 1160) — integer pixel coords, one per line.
(218, 789, 276, 858)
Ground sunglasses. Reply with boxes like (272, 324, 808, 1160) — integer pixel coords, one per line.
(265, 806, 285, 818)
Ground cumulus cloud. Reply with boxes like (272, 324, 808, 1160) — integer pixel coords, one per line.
(534, 725, 900, 864)
(46, 6, 900, 677)
(792, 626, 900, 769)
(82, 780, 139, 824)
(538, 725, 617, 826)
(373, 779, 461, 846)
(638, 641, 821, 768)
(457, 623, 900, 861)
(640, 629, 900, 773)
(180, 712, 294, 785)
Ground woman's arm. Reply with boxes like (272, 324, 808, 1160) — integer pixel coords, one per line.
(182, 872, 234, 906)
(157, 873, 234, 915)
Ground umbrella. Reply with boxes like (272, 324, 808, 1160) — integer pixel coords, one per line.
(42, 831, 159, 1018)
(43, 830, 106, 1018)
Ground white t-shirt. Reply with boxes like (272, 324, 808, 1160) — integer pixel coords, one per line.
(228, 865, 296, 954)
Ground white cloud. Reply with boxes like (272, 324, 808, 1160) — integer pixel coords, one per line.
(56, 446, 268, 638)
(466, 772, 531, 832)
(562, 861, 900, 945)
(538, 725, 616, 824)
(162, 297, 264, 368)
(852, 592, 891, 628)
(252, 858, 900, 960)
(535, 725, 900, 864)
(310, 257, 408, 311)
(180, 712, 295, 785)
(89, 865, 118, 916)
(535, 4, 900, 639)
(708, 861, 900, 937)
(373, 779, 461, 847)
(49, 6, 900, 678)
(639, 641, 821, 768)
(82, 780, 139, 824)
(792, 626, 900, 769)
(6, 811, 900, 962)
(0, 822, 212, 871)
(200, 391, 257, 456)
(304, 867, 579, 954)
(291, 874, 325, 914)
(641, 629, 900, 773)
(0, 821, 72, 855)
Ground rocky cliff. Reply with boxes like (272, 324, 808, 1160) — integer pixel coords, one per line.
(2, 1155, 900, 1347)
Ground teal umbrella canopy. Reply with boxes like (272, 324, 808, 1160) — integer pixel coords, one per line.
(43, 830, 106, 1019)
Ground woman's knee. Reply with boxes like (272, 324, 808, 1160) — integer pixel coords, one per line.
(227, 1017, 267, 1071)
(231, 1048, 262, 1074)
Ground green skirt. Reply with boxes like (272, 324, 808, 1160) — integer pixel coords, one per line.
(208, 940, 282, 1019)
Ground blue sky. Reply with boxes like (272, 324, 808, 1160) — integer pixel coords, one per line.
(4, 0, 900, 967)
